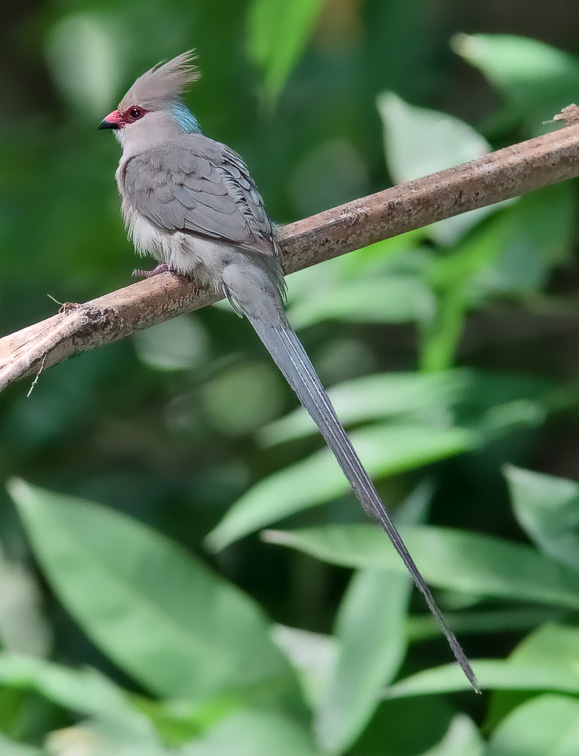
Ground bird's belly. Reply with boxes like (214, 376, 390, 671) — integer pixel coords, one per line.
(126, 208, 232, 284)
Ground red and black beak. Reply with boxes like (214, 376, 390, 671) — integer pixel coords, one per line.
(98, 110, 123, 130)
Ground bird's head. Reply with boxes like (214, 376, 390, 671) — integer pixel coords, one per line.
(99, 51, 202, 152)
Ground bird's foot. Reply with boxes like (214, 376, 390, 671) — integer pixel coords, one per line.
(132, 263, 172, 279)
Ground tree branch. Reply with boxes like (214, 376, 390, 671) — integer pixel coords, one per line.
(2, 119, 579, 392)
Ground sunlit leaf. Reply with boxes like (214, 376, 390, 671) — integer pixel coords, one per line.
(272, 626, 337, 712)
(378, 92, 499, 245)
(288, 276, 435, 329)
(487, 695, 579, 756)
(0, 732, 44, 756)
(506, 466, 579, 571)
(487, 623, 579, 729)
(433, 183, 576, 299)
(0, 654, 152, 736)
(247, 0, 326, 107)
(386, 659, 579, 699)
(0, 549, 51, 657)
(419, 714, 484, 756)
(181, 708, 321, 756)
(46, 721, 167, 756)
(259, 368, 557, 447)
(8, 480, 296, 703)
(263, 524, 579, 610)
(207, 424, 473, 551)
(315, 569, 410, 753)
(453, 34, 579, 129)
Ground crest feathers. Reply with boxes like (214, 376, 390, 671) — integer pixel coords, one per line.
(119, 51, 199, 111)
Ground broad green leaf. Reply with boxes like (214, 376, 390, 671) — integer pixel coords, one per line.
(419, 713, 484, 756)
(386, 660, 579, 699)
(0, 732, 44, 756)
(487, 623, 579, 729)
(506, 466, 579, 571)
(259, 368, 557, 447)
(288, 277, 435, 329)
(487, 695, 579, 756)
(315, 569, 410, 754)
(453, 34, 579, 128)
(247, 0, 325, 107)
(408, 607, 566, 643)
(46, 721, 167, 756)
(206, 425, 473, 551)
(378, 92, 498, 245)
(0, 654, 152, 736)
(263, 524, 579, 610)
(433, 183, 577, 299)
(260, 370, 469, 446)
(0, 549, 51, 657)
(272, 626, 337, 711)
(181, 708, 321, 756)
(509, 624, 579, 666)
(8, 480, 295, 703)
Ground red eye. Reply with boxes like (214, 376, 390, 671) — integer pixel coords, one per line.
(129, 107, 143, 119)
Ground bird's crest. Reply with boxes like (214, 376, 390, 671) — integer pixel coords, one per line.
(119, 51, 199, 111)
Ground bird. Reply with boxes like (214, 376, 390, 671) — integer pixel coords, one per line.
(99, 51, 478, 692)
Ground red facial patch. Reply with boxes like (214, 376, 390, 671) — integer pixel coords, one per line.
(121, 106, 148, 124)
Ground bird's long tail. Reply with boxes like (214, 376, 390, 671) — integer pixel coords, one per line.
(228, 263, 478, 692)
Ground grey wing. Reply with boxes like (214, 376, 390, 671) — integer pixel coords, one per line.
(122, 138, 277, 257)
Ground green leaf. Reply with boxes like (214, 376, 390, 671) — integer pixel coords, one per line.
(181, 708, 321, 756)
(386, 660, 579, 699)
(377, 91, 499, 245)
(46, 721, 167, 756)
(206, 425, 473, 551)
(487, 695, 579, 756)
(488, 623, 579, 730)
(315, 569, 410, 754)
(0, 550, 51, 657)
(272, 626, 337, 712)
(247, 0, 326, 107)
(0, 732, 44, 756)
(8, 480, 295, 703)
(0, 653, 152, 735)
(263, 524, 579, 610)
(506, 466, 579, 571)
(288, 277, 435, 329)
(260, 368, 558, 447)
(259, 370, 469, 446)
(419, 714, 484, 756)
(453, 34, 579, 129)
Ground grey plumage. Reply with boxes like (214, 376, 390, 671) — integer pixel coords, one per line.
(101, 53, 478, 692)
(122, 139, 275, 254)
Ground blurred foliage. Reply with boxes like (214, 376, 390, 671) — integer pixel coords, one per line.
(3, 0, 579, 753)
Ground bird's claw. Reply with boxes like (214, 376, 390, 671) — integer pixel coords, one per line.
(132, 263, 171, 279)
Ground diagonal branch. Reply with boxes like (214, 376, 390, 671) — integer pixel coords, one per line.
(2, 118, 579, 392)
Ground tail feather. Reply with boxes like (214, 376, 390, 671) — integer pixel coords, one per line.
(244, 308, 479, 693)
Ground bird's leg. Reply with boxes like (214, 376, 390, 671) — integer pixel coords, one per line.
(132, 263, 172, 279)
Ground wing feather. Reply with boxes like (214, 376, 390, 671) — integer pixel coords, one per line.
(123, 135, 276, 256)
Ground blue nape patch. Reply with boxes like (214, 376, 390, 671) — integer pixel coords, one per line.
(171, 103, 202, 134)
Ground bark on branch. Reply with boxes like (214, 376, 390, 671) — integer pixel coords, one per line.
(2, 118, 579, 392)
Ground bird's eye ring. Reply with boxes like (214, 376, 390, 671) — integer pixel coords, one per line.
(129, 107, 143, 119)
